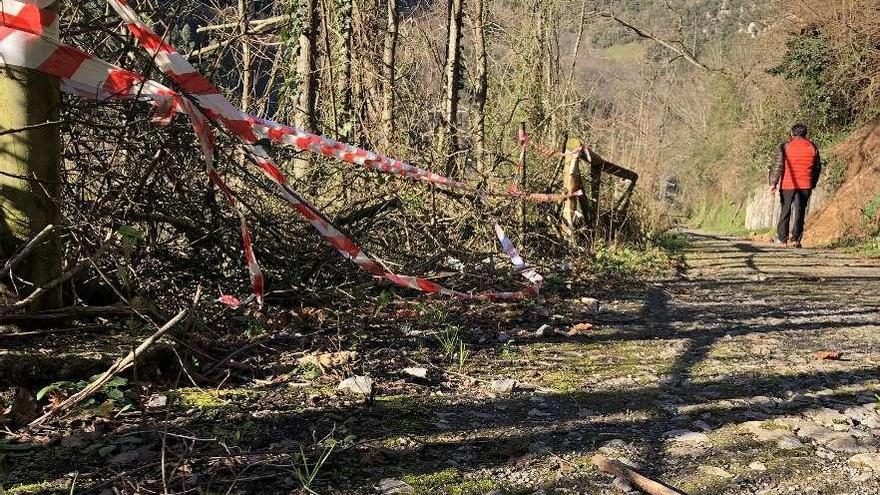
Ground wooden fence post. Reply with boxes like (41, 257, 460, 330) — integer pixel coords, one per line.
(585, 148, 603, 238)
(561, 138, 585, 243)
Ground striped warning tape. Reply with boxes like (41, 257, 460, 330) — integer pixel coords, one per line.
(0, 9, 267, 301)
(0, 0, 546, 302)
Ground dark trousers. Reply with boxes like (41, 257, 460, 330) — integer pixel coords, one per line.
(777, 189, 812, 243)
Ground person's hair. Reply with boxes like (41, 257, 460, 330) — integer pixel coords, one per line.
(791, 123, 808, 138)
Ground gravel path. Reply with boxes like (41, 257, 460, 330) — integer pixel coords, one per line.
(355, 232, 880, 494)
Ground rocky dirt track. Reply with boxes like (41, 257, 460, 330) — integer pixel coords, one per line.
(4, 231, 880, 495)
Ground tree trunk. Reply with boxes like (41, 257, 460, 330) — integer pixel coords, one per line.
(294, 0, 320, 179)
(470, 0, 488, 174)
(380, 0, 399, 149)
(319, 0, 339, 137)
(0, 1, 63, 309)
(335, 0, 354, 142)
(239, 0, 252, 113)
(525, 1, 546, 131)
(442, 0, 464, 176)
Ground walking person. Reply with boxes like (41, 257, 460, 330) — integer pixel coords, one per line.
(769, 123, 822, 248)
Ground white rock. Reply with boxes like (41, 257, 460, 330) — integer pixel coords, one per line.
(377, 478, 415, 494)
(580, 297, 600, 314)
(776, 436, 805, 450)
(665, 430, 709, 444)
(490, 378, 517, 394)
(749, 461, 767, 471)
(403, 367, 428, 380)
(536, 324, 551, 336)
(337, 375, 374, 396)
(145, 394, 167, 408)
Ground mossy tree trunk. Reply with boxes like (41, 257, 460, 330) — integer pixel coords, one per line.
(0, 0, 63, 310)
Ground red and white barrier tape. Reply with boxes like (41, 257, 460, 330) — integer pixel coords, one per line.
(0, 12, 266, 301)
(1, 0, 545, 302)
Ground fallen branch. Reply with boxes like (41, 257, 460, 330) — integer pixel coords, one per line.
(10, 235, 116, 309)
(28, 288, 201, 427)
(0, 224, 56, 280)
(592, 454, 685, 495)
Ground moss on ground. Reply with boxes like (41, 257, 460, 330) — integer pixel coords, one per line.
(401, 468, 499, 495)
(4, 481, 67, 494)
(170, 387, 259, 410)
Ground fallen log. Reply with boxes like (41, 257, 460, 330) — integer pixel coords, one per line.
(592, 454, 685, 495)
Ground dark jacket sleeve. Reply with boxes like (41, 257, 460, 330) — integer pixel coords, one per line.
(811, 143, 822, 189)
(769, 142, 785, 188)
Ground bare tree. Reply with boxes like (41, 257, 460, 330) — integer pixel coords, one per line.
(335, 0, 355, 141)
(239, 0, 252, 112)
(294, 0, 320, 178)
(469, 0, 489, 173)
(380, 0, 400, 148)
(441, 0, 465, 176)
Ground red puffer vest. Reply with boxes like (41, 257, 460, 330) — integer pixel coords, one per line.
(781, 137, 818, 190)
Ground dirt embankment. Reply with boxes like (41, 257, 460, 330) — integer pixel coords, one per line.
(807, 120, 880, 246)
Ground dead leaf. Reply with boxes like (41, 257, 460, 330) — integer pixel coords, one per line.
(568, 322, 594, 335)
(298, 351, 358, 372)
(814, 350, 842, 361)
